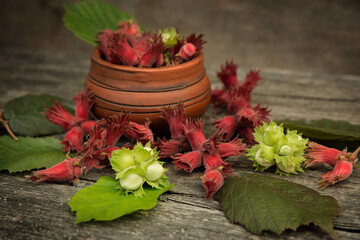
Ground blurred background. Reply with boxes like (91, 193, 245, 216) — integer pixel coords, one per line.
(1, 0, 360, 75)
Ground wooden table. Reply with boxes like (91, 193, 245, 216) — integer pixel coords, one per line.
(0, 48, 359, 240)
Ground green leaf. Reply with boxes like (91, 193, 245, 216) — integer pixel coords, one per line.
(68, 176, 173, 223)
(0, 136, 67, 172)
(278, 119, 360, 140)
(277, 119, 360, 150)
(215, 173, 340, 239)
(3, 94, 73, 137)
(63, 0, 135, 46)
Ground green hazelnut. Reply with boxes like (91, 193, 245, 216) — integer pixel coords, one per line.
(145, 162, 164, 181)
(109, 148, 136, 172)
(255, 148, 275, 167)
(247, 121, 308, 175)
(263, 122, 284, 146)
(279, 145, 292, 156)
(120, 173, 143, 191)
(133, 145, 152, 163)
(277, 162, 295, 174)
(159, 27, 179, 47)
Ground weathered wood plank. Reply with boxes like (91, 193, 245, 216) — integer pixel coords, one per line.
(0, 49, 359, 239)
(1, 172, 359, 240)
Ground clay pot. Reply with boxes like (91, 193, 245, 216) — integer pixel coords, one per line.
(86, 48, 211, 135)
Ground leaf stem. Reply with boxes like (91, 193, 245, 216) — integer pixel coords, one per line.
(0, 108, 18, 141)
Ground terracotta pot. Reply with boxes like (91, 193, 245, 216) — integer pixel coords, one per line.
(86, 48, 211, 136)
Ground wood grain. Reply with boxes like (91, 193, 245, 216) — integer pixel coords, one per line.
(0, 49, 359, 239)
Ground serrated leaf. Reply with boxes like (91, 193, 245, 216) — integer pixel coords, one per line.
(277, 119, 360, 150)
(3, 94, 74, 137)
(63, 0, 135, 46)
(215, 173, 340, 239)
(68, 176, 173, 223)
(0, 136, 67, 172)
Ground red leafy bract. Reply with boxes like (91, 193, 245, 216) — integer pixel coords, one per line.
(44, 89, 95, 152)
(44, 102, 77, 131)
(162, 102, 187, 141)
(138, 34, 166, 67)
(81, 113, 130, 173)
(124, 120, 154, 145)
(73, 89, 95, 123)
(173, 151, 203, 172)
(185, 33, 206, 55)
(305, 142, 344, 167)
(211, 60, 263, 113)
(319, 160, 354, 187)
(155, 103, 190, 158)
(214, 97, 270, 145)
(118, 20, 140, 37)
(305, 142, 359, 187)
(81, 120, 97, 133)
(185, 120, 207, 151)
(155, 138, 188, 159)
(172, 119, 246, 197)
(96, 29, 117, 62)
(27, 156, 83, 183)
(104, 31, 166, 68)
(218, 138, 247, 158)
(202, 152, 233, 175)
(62, 126, 84, 152)
(109, 34, 139, 66)
(202, 169, 224, 198)
(153, 102, 246, 198)
(216, 60, 239, 89)
(96, 23, 206, 67)
(241, 70, 262, 93)
(179, 43, 196, 61)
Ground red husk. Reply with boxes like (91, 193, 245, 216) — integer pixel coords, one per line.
(139, 34, 166, 67)
(96, 29, 116, 62)
(73, 89, 94, 123)
(185, 33, 206, 55)
(118, 20, 140, 36)
(109, 34, 139, 65)
(216, 60, 239, 89)
(213, 115, 238, 141)
(240, 70, 262, 94)
(211, 61, 264, 113)
(44, 101, 77, 131)
(81, 120, 97, 133)
(62, 126, 84, 152)
(80, 113, 130, 173)
(202, 169, 224, 198)
(173, 151, 203, 172)
(27, 156, 83, 183)
(185, 120, 207, 151)
(82, 155, 107, 174)
(124, 120, 154, 145)
(218, 138, 247, 158)
(203, 153, 233, 175)
(179, 43, 196, 61)
(213, 96, 270, 145)
(155, 138, 190, 159)
(102, 113, 130, 146)
(162, 102, 187, 141)
(305, 142, 344, 168)
(319, 159, 354, 187)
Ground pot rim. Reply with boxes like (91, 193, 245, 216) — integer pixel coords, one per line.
(91, 48, 204, 73)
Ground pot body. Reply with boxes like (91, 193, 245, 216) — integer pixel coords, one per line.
(86, 48, 211, 135)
